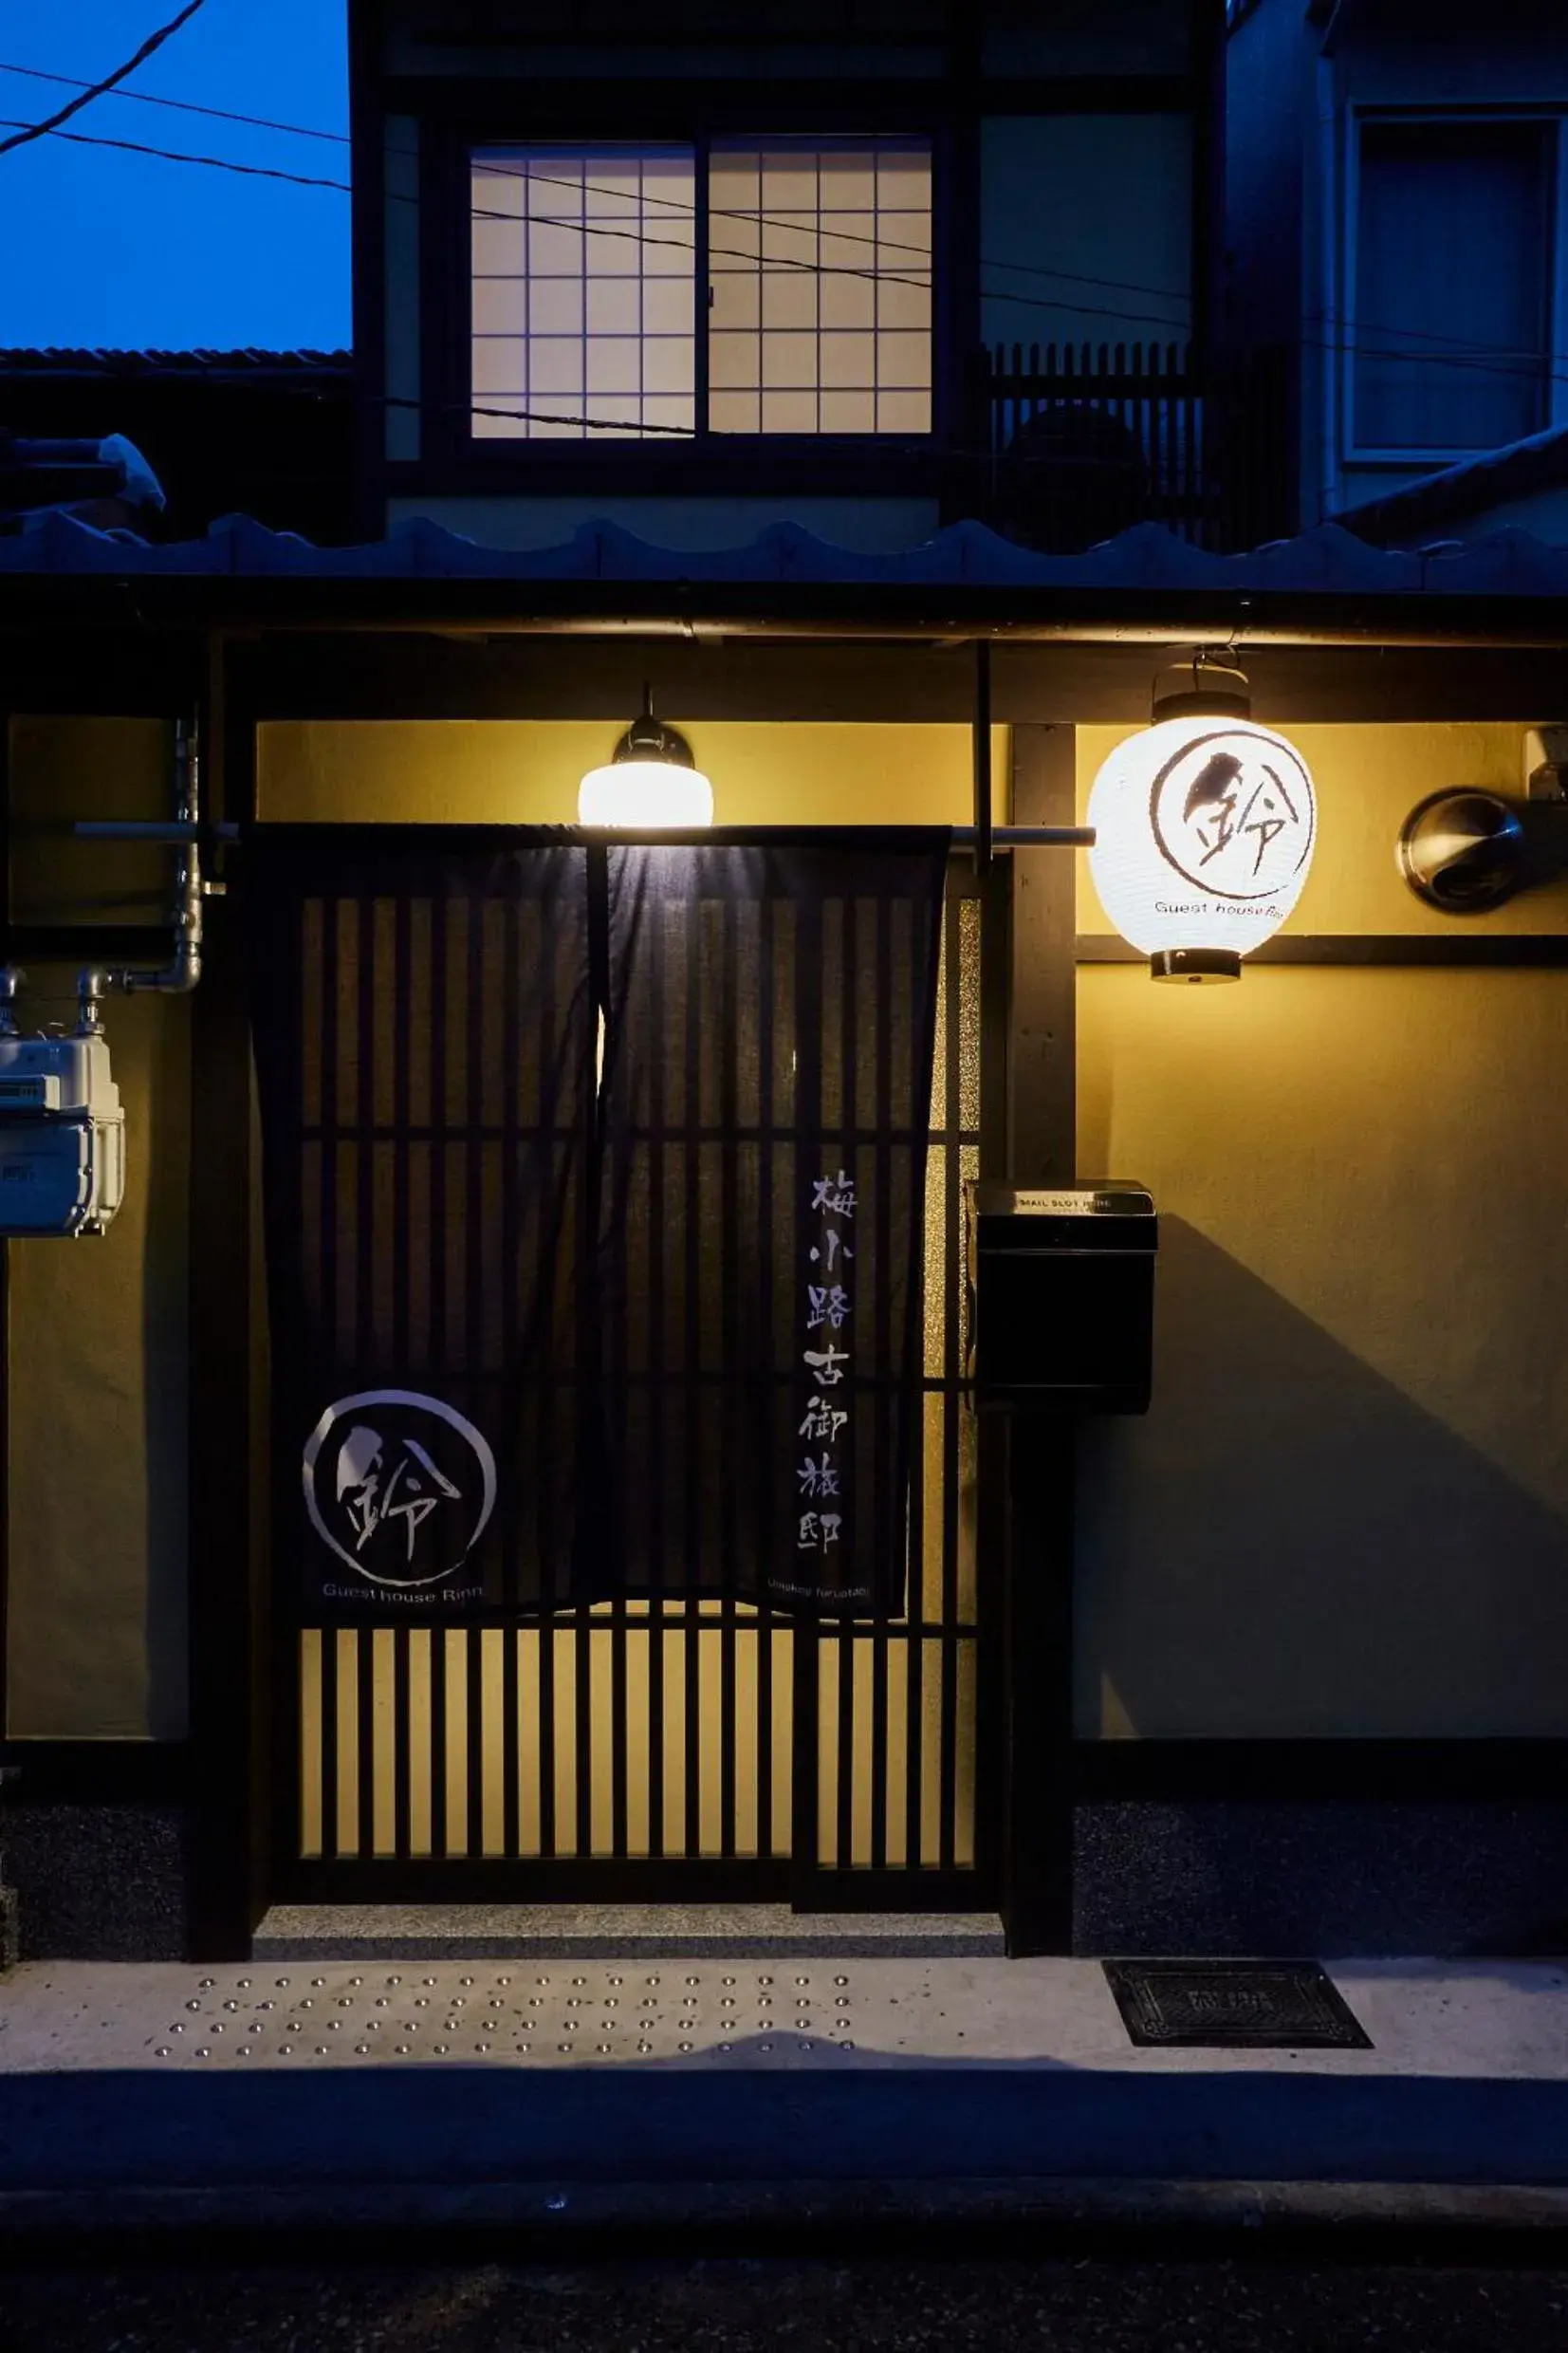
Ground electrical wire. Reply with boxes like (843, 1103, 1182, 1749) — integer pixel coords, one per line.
(0, 57, 1197, 316)
(4, 67, 1561, 385)
(6, 45, 1566, 379)
(0, 1, 209, 158)
(0, 56, 344, 145)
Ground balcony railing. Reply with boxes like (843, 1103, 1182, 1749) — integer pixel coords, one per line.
(968, 341, 1292, 557)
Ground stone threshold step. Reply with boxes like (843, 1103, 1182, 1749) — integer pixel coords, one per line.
(252, 1903, 1005, 1960)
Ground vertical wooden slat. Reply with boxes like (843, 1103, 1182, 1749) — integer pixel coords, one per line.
(500, 878, 522, 1859)
(299, 1630, 323, 1859)
(443, 1627, 468, 1856)
(337, 1628, 360, 1858)
(646, 883, 669, 1858)
(718, 893, 739, 1858)
(407, 1627, 432, 1857)
(683, 893, 702, 1861)
(938, 874, 963, 1871)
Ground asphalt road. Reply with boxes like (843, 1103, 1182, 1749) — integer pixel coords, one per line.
(0, 2255, 1565, 2353)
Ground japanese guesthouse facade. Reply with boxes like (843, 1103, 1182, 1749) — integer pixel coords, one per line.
(0, 0, 1566, 1966)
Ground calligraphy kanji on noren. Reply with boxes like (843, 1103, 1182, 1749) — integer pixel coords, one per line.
(789, 1166, 859, 1597)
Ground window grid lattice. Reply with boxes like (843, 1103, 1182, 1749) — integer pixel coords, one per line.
(470, 140, 932, 440)
(471, 149, 697, 441)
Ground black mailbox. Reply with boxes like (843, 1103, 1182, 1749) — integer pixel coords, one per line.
(965, 1180, 1157, 1415)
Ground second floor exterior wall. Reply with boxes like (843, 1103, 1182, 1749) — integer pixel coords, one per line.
(352, 0, 1219, 551)
(1227, 0, 1568, 530)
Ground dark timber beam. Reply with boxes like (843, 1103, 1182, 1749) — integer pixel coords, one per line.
(1000, 725, 1078, 1956)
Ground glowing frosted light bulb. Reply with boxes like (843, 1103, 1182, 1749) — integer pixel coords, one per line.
(578, 692, 712, 827)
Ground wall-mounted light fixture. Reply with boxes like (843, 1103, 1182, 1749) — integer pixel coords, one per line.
(1086, 654, 1318, 981)
(578, 688, 714, 828)
(1397, 789, 1525, 913)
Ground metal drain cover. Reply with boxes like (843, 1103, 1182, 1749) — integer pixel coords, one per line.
(1103, 1959, 1372, 2049)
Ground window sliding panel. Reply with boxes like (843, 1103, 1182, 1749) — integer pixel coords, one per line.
(709, 140, 932, 435)
(471, 146, 697, 440)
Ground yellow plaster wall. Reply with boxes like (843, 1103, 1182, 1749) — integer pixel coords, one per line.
(1075, 720, 1568, 1736)
(5, 973, 191, 1739)
(258, 720, 1008, 826)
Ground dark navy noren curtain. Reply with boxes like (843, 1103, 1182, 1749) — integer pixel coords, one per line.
(249, 825, 949, 1623)
(247, 826, 599, 1625)
(597, 835, 950, 1616)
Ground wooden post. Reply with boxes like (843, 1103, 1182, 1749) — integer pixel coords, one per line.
(188, 638, 264, 1959)
(1000, 723, 1077, 1955)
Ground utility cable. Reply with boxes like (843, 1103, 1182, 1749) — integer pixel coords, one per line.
(5, 49, 1563, 372)
(0, 0, 209, 158)
(4, 82, 1559, 381)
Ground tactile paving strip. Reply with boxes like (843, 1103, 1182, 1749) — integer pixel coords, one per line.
(35, 1963, 870, 2067)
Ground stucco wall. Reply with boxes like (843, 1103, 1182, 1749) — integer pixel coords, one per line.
(10, 713, 1568, 1749)
(980, 116, 1193, 353)
(5, 973, 191, 1740)
(1074, 720, 1568, 1736)
(257, 718, 1003, 825)
(5, 717, 192, 1741)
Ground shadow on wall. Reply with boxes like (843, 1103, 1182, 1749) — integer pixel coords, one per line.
(1076, 1217, 1568, 1739)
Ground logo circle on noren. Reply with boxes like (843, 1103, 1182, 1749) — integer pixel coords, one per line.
(302, 1390, 497, 1587)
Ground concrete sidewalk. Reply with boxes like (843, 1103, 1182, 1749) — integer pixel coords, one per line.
(1, 1954, 1565, 2235)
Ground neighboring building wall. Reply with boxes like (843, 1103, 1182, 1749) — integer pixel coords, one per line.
(1246, 0, 1568, 525)
(1074, 721, 1568, 1740)
(4, 719, 191, 1743)
(979, 116, 1194, 355)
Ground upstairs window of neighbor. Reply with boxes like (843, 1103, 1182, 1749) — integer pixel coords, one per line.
(1352, 119, 1554, 455)
(470, 137, 932, 440)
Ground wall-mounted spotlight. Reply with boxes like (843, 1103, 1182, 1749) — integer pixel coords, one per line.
(1086, 654, 1318, 981)
(578, 688, 714, 828)
(1398, 789, 1525, 914)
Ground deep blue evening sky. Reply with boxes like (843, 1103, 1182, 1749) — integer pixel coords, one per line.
(0, 0, 350, 350)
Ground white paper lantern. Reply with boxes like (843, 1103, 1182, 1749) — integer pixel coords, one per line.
(578, 695, 713, 828)
(1086, 680, 1316, 981)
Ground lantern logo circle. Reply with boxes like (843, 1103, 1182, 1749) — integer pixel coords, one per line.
(1149, 726, 1316, 902)
(302, 1390, 497, 1588)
